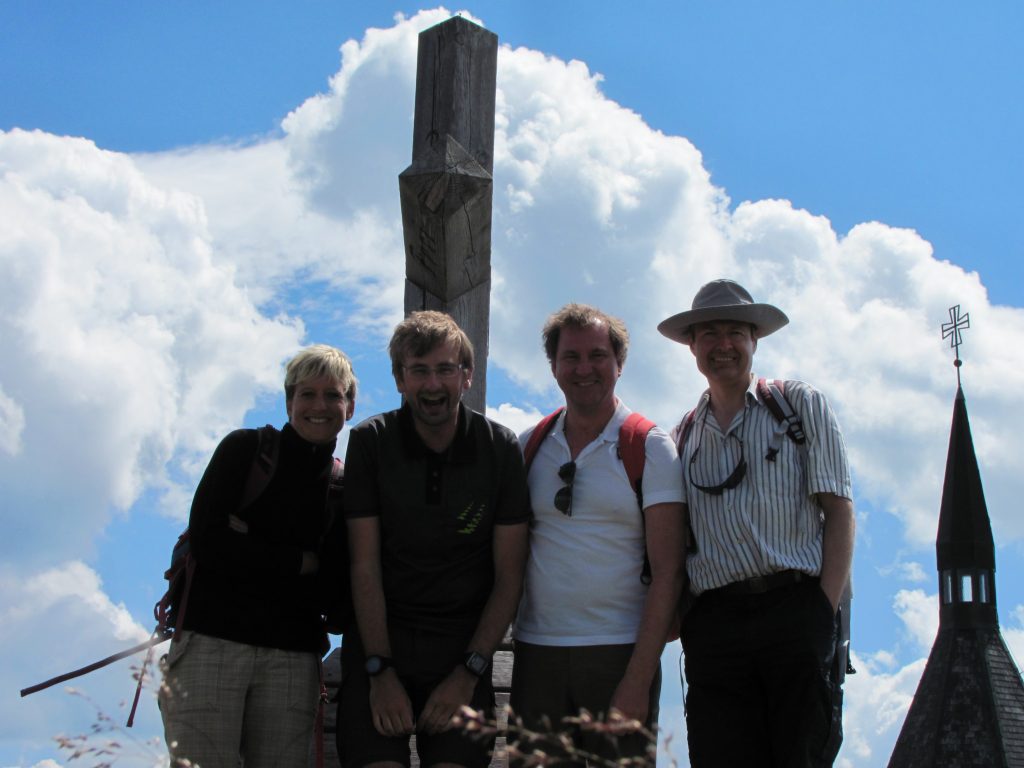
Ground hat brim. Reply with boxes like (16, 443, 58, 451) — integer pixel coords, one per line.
(657, 304, 789, 344)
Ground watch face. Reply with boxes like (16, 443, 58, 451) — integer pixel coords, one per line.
(465, 652, 489, 676)
(365, 655, 390, 676)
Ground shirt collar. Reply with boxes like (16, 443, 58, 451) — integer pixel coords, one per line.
(695, 375, 759, 415)
(398, 401, 475, 462)
(280, 421, 337, 459)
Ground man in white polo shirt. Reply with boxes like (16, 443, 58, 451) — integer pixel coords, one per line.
(512, 303, 685, 765)
(658, 279, 855, 768)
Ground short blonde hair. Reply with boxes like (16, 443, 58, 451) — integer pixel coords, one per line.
(388, 311, 474, 378)
(284, 344, 357, 402)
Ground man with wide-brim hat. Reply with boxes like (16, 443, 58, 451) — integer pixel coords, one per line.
(660, 279, 855, 768)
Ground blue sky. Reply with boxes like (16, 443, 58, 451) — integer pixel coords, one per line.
(2, 3, 1023, 767)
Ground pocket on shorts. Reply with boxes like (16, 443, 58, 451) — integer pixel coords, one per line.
(285, 652, 320, 718)
(160, 630, 194, 673)
(160, 631, 223, 715)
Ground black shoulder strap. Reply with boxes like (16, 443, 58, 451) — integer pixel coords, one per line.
(239, 424, 280, 509)
(325, 457, 344, 513)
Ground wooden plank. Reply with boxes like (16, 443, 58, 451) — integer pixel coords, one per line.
(400, 16, 497, 414)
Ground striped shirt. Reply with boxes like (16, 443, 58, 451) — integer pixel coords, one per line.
(676, 376, 852, 594)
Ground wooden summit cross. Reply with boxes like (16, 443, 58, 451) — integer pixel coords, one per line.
(399, 15, 498, 413)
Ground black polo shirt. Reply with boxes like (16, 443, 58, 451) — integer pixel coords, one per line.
(343, 403, 531, 633)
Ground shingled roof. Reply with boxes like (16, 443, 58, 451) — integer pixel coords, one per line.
(887, 387, 1024, 767)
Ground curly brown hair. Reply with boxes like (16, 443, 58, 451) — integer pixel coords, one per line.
(542, 303, 629, 367)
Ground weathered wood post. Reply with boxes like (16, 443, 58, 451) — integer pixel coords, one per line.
(399, 15, 498, 413)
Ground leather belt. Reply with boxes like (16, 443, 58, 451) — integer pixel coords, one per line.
(705, 569, 811, 597)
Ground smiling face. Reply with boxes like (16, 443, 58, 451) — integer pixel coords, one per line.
(690, 320, 757, 390)
(395, 340, 473, 433)
(286, 374, 354, 445)
(552, 321, 622, 416)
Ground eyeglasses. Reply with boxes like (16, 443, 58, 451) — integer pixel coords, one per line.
(553, 461, 576, 516)
(689, 422, 747, 496)
(402, 363, 465, 381)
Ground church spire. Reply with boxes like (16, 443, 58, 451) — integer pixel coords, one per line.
(888, 306, 1024, 767)
(935, 385, 997, 628)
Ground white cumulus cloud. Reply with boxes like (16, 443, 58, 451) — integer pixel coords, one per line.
(0, 128, 304, 564)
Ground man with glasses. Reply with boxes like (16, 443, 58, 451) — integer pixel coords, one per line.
(658, 279, 855, 768)
(511, 303, 685, 764)
(338, 311, 531, 768)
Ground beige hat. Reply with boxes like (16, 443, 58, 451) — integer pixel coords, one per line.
(658, 279, 789, 344)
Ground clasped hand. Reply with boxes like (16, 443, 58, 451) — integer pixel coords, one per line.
(369, 667, 477, 737)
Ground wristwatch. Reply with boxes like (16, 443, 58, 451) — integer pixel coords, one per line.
(463, 651, 491, 677)
(364, 655, 393, 677)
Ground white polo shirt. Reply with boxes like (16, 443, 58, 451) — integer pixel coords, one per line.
(515, 400, 684, 646)
(677, 377, 852, 595)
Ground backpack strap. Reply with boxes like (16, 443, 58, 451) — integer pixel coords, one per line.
(522, 408, 565, 474)
(756, 378, 805, 458)
(322, 457, 345, 536)
(617, 412, 656, 584)
(674, 408, 699, 458)
(239, 424, 280, 509)
(617, 412, 655, 497)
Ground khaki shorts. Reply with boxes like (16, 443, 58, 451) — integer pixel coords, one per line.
(159, 631, 319, 768)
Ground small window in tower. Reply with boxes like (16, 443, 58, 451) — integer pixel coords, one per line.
(978, 573, 990, 603)
(960, 573, 973, 602)
(941, 571, 954, 604)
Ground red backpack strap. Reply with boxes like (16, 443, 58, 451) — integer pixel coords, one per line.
(617, 412, 656, 585)
(522, 408, 565, 474)
(617, 412, 656, 496)
(674, 409, 698, 457)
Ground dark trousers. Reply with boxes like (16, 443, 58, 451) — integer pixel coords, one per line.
(681, 579, 840, 768)
(336, 624, 495, 768)
(510, 641, 661, 767)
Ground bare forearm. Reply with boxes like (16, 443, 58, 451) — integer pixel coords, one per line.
(466, 574, 522, 657)
(623, 572, 682, 684)
(466, 523, 528, 656)
(351, 564, 391, 655)
(616, 502, 685, 706)
(819, 493, 855, 611)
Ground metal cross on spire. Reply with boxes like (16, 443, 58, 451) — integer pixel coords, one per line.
(941, 304, 970, 387)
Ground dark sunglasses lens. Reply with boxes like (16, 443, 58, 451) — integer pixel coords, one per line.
(554, 461, 575, 516)
(554, 485, 573, 514)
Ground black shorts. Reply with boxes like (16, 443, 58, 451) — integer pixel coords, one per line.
(336, 625, 495, 768)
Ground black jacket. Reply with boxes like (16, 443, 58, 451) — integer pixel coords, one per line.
(184, 423, 345, 653)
